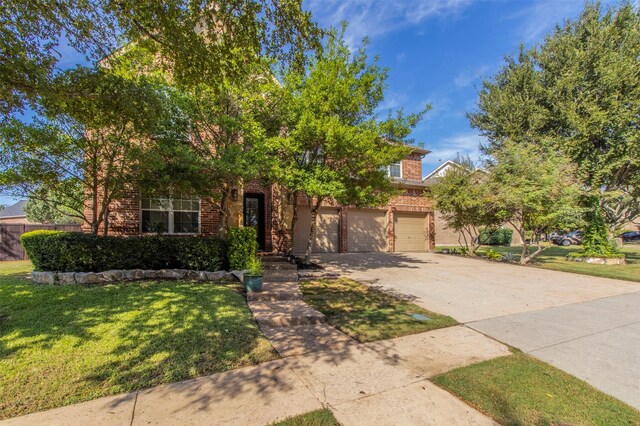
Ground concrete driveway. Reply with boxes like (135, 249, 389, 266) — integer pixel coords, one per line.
(315, 252, 640, 409)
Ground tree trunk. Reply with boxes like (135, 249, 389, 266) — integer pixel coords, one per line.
(289, 194, 299, 256)
(303, 198, 322, 265)
(218, 189, 230, 238)
(102, 207, 109, 237)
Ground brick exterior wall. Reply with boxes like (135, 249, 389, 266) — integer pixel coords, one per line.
(89, 151, 435, 253)
(401, 154, 423, 181)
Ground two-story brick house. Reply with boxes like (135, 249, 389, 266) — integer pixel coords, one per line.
(95, 145, 434, 253)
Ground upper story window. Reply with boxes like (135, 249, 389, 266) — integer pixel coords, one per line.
(388, 161, 402, 178)
(141, 194, 200, 234)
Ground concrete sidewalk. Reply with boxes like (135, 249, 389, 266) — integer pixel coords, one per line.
(469, 292, 640, 410)
(1, 326, 508, 426)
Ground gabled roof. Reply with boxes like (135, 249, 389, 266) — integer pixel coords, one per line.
(0, 200, 27, 219)
(422, 160, 462, 181)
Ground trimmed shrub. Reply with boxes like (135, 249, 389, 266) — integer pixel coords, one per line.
(479, 228, 513, 246)
(21, 231, 228, 272)
(228, 227, 258, 270)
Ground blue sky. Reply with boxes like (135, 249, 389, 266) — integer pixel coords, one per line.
(0, 0, 613, 206)
(305, 0, 616, 174)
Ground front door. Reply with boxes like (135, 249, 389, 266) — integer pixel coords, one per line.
(243, 193, 265, 250)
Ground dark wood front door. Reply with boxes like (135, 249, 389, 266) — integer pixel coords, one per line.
(243, 193, 265, 250)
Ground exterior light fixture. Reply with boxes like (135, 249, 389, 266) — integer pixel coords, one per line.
(231, 188, 238, 202)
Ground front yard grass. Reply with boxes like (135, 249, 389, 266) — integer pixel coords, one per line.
(271, 409, 339, 426)
(300, 278, 457, 342)
(0, 261, 277, 420)
(432, 353, 640, 426)
(441, 245, 640, 283)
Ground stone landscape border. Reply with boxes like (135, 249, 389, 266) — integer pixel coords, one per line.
(31, 269, 235, 285)
(568, 257, 626, 265)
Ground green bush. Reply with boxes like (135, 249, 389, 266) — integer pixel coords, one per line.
(21, 231, 228, 272)
(576, 202, 623, 259)
(479, 228, 513, 246)
(228, 227, 258, 270)
(485, 249, 504, 261)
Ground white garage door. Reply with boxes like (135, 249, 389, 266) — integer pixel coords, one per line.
(293, 207, 340, 254)
(394, 212, 428, 252)
(348, 209, 388, 252)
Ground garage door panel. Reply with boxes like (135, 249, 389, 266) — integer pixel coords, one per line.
(348, 209, 388, 252)
(293, 207, 340, 254)
(395, 213, 428, 252)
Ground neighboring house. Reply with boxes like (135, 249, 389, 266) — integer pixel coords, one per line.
(423, 161, 523, 247)
(92, 146, 436, 253)
(0, 200, 31, 224)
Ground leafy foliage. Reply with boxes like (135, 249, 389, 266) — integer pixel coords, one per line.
(24, 186, 83, 224)
(1, 0, 321, 117)
(246, 256, 264, 277)
(21, 231, 228, 272)
(479, 228, 513, 246)
(485, 249, 504, 262)
(272, 28, 427, 262)
(469, 2, 640, 231)
(0, 67, 168, 234)
(430, 156, 497, 255)
(487, 142, 582, 265)
(228, 227, 258, 271)
(574, 199, 623, 259)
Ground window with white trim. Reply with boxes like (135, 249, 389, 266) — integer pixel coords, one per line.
(141, 194, 200, 234)
(388, 161, 402, 178)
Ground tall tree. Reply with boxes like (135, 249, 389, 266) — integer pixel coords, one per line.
(1, 0, 321, 117)
(487, 142, 582, 265)
(0, 67, 166, 234)
(469, 2, 640, 232)
(429, 156, 497, 255)
(273, 30, 428, 263)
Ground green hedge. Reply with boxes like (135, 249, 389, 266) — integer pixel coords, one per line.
(228, 227, 258, 270)
(479, 228, 513, 246)
(21, 231, 228, 272)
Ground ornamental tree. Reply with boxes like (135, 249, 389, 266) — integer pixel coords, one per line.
(0, 67, 166, 234)
(486, 141, 583, 265)
(429, 156, 497, 255)
(273, 30, 428, 263)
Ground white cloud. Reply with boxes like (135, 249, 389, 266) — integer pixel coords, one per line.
(453, 65, 490, 88)
(305, 0, 473, 47)
(506, 0, 583, 43)
(423, 132, 486, 173)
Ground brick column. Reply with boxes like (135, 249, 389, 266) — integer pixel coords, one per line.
(340, 207, 348, 253)
(428, 211, 435, 251)
(388, 207, 395, 253)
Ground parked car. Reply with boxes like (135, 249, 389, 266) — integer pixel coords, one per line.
(551, 230, 583, 246)
(622, 231, 640, 243)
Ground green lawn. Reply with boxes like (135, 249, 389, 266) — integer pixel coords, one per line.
(271, 409, 339, 426)
(433, 353, 640, 426)
(300, 278, 457, 343)
(440, 245, 640, 283)
(0, 261, 277, 420)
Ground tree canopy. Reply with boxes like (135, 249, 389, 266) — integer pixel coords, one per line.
(271, 29, 428, 262)
(1, 0, 322, 117)
(429, 156, 496, 255)
(469, 2, 640, 231)
(487, 142, 582, 264)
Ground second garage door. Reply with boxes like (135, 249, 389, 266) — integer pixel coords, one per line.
(394, 212, 428, 252)
(347, 209, 388, 252)
(293, 207, 340, 254)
